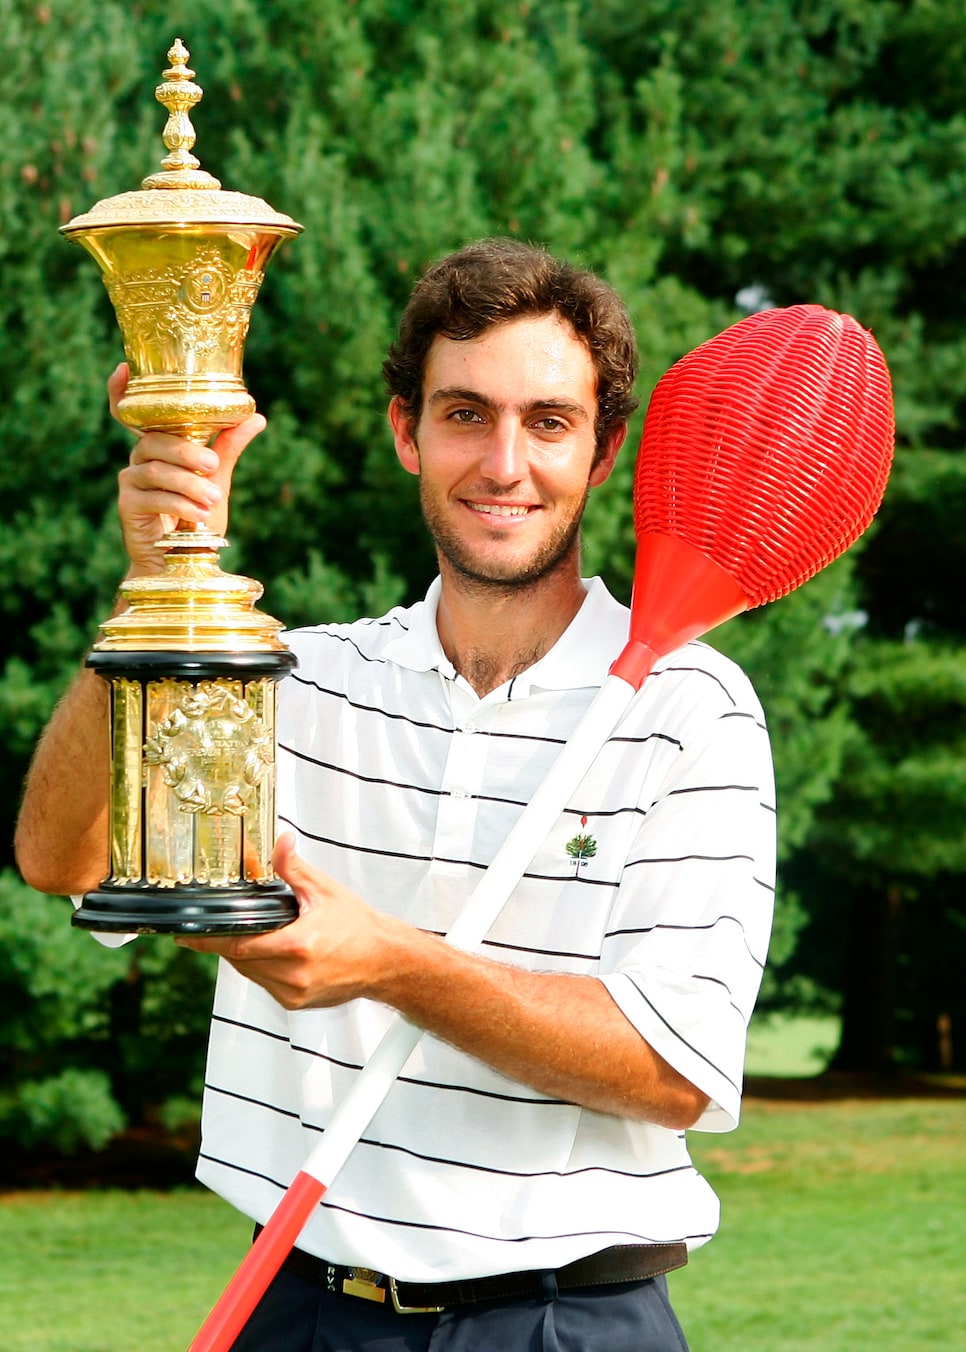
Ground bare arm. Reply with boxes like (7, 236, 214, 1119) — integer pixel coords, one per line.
(14, 665, 113, 896)
(14, 363, 266, 897)
(180, 836, 710, 1128)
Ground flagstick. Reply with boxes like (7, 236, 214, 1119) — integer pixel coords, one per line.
(187, 672, 642, 1352)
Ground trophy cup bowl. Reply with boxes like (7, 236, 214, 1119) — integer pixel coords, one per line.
(62, 39, 304, 935)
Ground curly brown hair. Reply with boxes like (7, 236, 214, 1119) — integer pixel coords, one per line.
(383, 238, 639, 461)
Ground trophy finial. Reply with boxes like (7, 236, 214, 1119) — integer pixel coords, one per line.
(142, 37, 222, 191)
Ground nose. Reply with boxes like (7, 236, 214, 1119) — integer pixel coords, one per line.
(478, 416, 526, 484)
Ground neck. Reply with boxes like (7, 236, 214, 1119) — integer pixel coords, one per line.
(435, 561, 587, 697)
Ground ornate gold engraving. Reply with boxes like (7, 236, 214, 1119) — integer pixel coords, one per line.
(144, 681, 273, 816)
(104, 246, 265, 376)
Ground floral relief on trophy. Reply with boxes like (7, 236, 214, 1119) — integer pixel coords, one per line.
(105, 247, 266, 376)
(144, 680, 274, 817)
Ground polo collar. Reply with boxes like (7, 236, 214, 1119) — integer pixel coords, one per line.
(382, 576, 630, 697)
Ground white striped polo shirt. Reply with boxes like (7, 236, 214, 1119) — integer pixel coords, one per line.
(196, 576, 776, 1282)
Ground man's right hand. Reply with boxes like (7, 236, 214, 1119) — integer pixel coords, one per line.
(109, 361, 268, 577)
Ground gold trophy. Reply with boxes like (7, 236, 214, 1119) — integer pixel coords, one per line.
(62, 40, 303, 934)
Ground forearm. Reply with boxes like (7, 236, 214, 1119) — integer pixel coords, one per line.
(15, 664, 112, 896)
(373, 922, 708, 1128)
(182, 841, 710, 1128)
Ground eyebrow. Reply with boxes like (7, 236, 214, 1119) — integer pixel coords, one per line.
(427, 386, 592, 421)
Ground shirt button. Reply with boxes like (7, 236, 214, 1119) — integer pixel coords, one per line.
(462, 722, 477, 733)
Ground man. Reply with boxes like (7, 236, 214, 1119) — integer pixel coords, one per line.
(16, 238, 775, 1351)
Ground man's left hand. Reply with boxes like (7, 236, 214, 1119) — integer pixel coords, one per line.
(176, 833, 404, 1010)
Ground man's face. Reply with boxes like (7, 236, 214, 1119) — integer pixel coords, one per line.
(390, 313, 619, 590)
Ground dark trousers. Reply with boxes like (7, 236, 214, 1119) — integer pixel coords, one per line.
(229, 1266, 690, 1352)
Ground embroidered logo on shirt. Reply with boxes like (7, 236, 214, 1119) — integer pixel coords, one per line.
(566, 815, 597, 871)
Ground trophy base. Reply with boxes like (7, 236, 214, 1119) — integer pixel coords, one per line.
(72, 879, 298, 936)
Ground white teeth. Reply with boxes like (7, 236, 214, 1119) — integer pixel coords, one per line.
(470, 503, 531, 516)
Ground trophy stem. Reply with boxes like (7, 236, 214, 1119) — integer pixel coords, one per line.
(164, 524, 229, 550)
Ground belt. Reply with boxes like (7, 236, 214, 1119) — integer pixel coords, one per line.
(254, 1230, 688, 1315)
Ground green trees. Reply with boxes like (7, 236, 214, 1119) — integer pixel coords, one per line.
(2, 0, 963, 1151)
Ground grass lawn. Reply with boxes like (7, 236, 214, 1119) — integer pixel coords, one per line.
(1, 1095, 963, 1350)
(0, 1189, 251, 1352)
(743, 1011, 841, 1077)
(671, 1095, 965, 1351)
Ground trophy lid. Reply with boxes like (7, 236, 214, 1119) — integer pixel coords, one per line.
(61, 38, 302, 237)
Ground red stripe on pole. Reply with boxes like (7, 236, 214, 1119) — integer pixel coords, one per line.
(188, 1171, 327, 1352)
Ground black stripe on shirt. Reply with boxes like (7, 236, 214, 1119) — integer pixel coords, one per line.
(720, 709, 768, 731)
(317, 1194, 710, 1249)
(622, 851, 756, 872)
(342, 1132, 695, 1186)
(295, 612, 411, 637)
(281, 741, 450, 799)
(602, 730, 683, 750)
(288, 676, 455, 736)
(655, 663, 739, 706)
(284, 740, 630, 818)
(624, 973, 741, 1096)
(287, 677, 692, 756)
(281, 816, 625, 882)
(604, 915, 768, 969)
(198, 1149, 290, 1193)
(292, 628, 407, 668)
(201, 1143, 714, 1247)
(204, 1080, 694, 1188)
(480, 935, 603, 963)
(203, 1080, 304, 1122)
(206, 1044, 570, 1121)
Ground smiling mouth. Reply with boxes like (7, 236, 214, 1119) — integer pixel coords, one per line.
(467, 502, 533, 517)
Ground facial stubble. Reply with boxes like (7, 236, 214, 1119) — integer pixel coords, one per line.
(417, 472, 590, 595)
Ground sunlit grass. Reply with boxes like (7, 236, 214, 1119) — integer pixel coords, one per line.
(744, 1010, 840, 1076)
(1, 1096, 962, 1351)
(0, 1190, 249, 1352)
(673, 1097, 965, 1351)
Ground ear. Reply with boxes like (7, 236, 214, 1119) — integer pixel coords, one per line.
(389, 397, 420, 475)
(587, 423, 627, 489)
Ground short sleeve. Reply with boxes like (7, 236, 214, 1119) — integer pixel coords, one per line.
(598, 650, 776, 1132)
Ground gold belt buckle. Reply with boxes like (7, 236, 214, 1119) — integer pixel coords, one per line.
(342, 1268, 386, 1303)
(388, 1277, 445, 1315)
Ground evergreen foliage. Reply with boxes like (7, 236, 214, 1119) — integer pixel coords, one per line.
(2, 0, 963, 1149)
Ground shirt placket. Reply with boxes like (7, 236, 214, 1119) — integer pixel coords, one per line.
(431, 708, 491, 871)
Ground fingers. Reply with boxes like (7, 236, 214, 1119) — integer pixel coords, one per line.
(175, 837, 314, 959)
(125, 413, 266, 490)
(211, 411, 268, 467)
(107, 361, 130, 422)
(118, 435, 222, 560)
(106, 357, 267, 483)
(271, 833, 329, 917)
(272, 831, 300, 880)
(116, 412, 267, 569)
(126, 433, 220, 486)
(175, 841, 387, 1009)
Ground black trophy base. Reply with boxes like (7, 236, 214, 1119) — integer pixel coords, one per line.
(72, 879, 299, 936)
